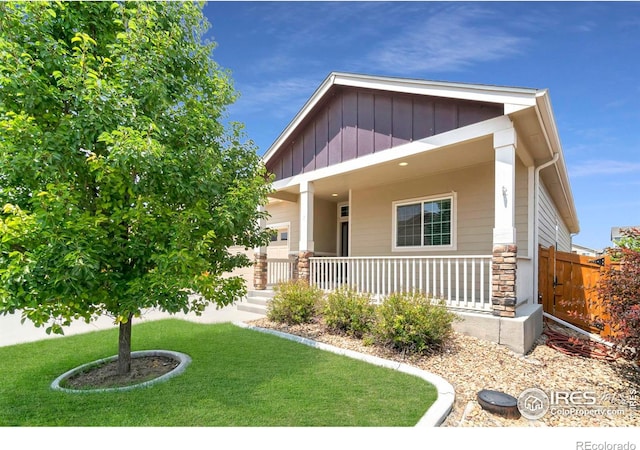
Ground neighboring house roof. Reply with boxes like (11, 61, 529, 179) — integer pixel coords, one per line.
(571, 243, 601, 256)
(611, 226, 640, 242)
(263, 72, 579, 234)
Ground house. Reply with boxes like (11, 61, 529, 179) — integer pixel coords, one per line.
(611, 226, 640, 246)
(571, 243, 602, 257)
(236, 72, 580, 354)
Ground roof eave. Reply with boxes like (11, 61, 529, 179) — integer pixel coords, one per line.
(535, 91, 580, 234)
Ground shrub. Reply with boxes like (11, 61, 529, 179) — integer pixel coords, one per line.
(373, 291, 458, 354)
(267, 280, 323, 325)
(322, 288, 376, 338)
(596, 248, 640, 360)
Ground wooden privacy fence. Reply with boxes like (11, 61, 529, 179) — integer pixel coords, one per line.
(538, 245, 617, 337)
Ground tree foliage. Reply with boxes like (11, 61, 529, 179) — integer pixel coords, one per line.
(0, 1, 272, 368)
(597, 228, 640, 360)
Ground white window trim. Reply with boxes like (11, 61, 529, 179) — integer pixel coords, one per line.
(391, 192, 457, 252)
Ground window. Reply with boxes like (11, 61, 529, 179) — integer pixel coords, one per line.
(393, 194, 455, 250)
(267, 223, 290, 246)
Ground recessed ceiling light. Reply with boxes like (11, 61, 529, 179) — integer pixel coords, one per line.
(398, 162, 408, 166)
(331, 193, 338, 197)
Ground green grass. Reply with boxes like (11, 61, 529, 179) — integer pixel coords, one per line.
(0, 319, 437, 426)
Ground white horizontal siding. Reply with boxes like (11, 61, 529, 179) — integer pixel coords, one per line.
(538, 181, 571, 252)
(515, 157, 529, 255)
(351, 162, 494, 256)
(267, 200, 299, 253)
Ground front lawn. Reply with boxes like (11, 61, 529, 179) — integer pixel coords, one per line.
(0, 319, 436, 426)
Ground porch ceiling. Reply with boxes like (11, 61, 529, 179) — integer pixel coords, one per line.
(270, 136, 495, 202)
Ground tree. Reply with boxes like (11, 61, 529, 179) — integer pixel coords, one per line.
(0, 1, 272, 374)
(596, 228, 640, 360)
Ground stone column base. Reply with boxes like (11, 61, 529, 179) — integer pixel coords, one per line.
(253, 253, 267, 290)
(297, 251, 314, 283)
(492, 297, 517, 317)
(491, 244, 517, 318)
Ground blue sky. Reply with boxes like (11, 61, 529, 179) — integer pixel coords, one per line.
(202, 1, 640, 252)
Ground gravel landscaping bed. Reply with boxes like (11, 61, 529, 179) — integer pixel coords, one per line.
(248, 317, 640, 427)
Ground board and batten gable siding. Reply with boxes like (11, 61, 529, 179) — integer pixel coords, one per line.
(538, 181, 572, 252)
(350, 162, 495, 257)
(266, 86, 503, 181)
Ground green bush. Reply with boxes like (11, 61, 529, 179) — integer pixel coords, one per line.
(267, 280, 324, 325)
(373, 291, 458, 354)
(322, 287, 376, 338)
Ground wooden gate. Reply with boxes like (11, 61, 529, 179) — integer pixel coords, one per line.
(538, 245, 612, 337)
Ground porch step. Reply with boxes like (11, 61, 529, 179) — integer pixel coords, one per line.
(236, 289, 275, 315)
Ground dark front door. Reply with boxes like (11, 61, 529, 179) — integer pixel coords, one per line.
(340, 221, 349, 257)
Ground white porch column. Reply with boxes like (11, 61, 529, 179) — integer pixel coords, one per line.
(253, 205, 267, 290)
(493, 127, 517, 244)
(298, 181, 315, 282)
(492, 127, 517, 317)
(298, 181, 315, 253)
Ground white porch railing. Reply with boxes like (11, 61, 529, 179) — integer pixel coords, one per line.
(309, 256, 493, 312)
(267, 258, 296, 286)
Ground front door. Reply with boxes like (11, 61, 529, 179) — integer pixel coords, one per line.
(340, 221, 349, 257)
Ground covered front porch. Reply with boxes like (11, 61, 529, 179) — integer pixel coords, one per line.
(254, 120, 526, 317)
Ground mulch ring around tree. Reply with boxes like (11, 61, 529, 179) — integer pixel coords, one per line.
(62, 355, 180, 390)
(51, 349, 192, 393)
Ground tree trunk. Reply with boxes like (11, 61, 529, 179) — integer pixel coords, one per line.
(117, 313, 133, 375)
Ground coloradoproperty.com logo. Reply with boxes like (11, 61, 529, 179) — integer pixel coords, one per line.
(517, 388, 550, 419)
(517, 387, 633, 420)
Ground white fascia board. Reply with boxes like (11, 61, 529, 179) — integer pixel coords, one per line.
(332, 72, 539, 108)
(505, 103, 532, 114)
(535, 90, 562, 158)
(271, 115, 514, 192)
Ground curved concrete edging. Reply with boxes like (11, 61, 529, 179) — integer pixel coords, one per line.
(234, 322, 455, 427)
(51, 350, 192, 394)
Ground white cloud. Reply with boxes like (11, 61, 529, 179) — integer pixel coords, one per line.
(570, 159, 640, 177)
(233, 76, 319, 118)
(362, 5, 527, 73)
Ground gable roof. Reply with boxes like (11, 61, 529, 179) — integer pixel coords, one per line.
(262, 72, 541, 165)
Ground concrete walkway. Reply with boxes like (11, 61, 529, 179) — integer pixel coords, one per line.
(0, 300, 265, 348)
